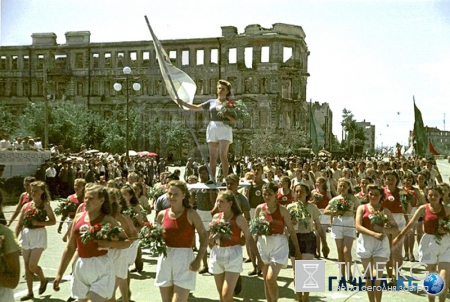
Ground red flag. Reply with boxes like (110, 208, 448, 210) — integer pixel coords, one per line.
(396, 146, 402, 157)
(428, 141, 440, 155)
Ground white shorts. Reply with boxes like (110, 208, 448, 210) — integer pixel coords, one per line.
(418, 234, 450, 264)
(126, 240, 140, 266)
(250, 208, 256, 220)
(356, 233, 390, 259)
(330, 216, 356, 239)
(319, 213, 331, 226)
(209, 245, 243, 274)
(206, 121, 232, 143)
(20, 227, 47, 250)
(109, 248, 129, 279)
(391, 213, 406, 230)
(257, 235, 289, 268)
(197, 209, 213, 231)
(155, 247, 196, 291)
(71, 254, 115, 299)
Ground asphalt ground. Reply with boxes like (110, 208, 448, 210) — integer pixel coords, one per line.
(3, 159, 450, 301)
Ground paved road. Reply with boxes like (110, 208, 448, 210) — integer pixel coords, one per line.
(4, 159, 450, 301)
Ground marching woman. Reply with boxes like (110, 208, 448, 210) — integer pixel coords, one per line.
(381, 170, 410, 284)
(121, 184, 145, 273)
(59, 178, 86, 240)
(7, 176, 35, 227)
(312, 176, 332, 258)
(289, 184, 328, 302)
(393, 186, 450, 302)
(155, 180, 207, 302)
(53, 184, 131, 302)
(401, 172, 423, 262)
(15, 181, 56, 301)
(323, 178, 358, 282)
(177, 80, 236, 183)
(209, 190, 263, 301)
(355, 184, 398, 302)
(254, 181, 302, 302)
(277, 176, 294, 206)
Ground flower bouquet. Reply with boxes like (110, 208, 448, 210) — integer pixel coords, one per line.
(217, 99, 250, 126)
(355, 192, 367, 205)
(249, 214, 271, 236)
(286, 202, 310, 229)
(54, 198, 78, 217)
(329, 196, 353, 214)
(312, 192, 324, 203)
(148, 186, 167, 201)
(399, 187, 415, 210)
(368, 210, 389, 226)
(139, 221, 167, 257)
(123, 206, 148, 226)
(209, 217, 232, 239)
(80, 222, 124, 244)
(23, 205, 47, 228)
(435, 218, 450, 245)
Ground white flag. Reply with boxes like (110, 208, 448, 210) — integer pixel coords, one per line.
(145, 17, 196, 108)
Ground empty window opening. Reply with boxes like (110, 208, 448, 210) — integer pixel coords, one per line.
(210, 49, 218, 64)
(261, 46, 270, 63)
(37, 55, 45, 69)
(11, 56, 18, 70)
(23, 55, 29, 70)
(244, 47, 253, 68)
(0, 56, 6, 69)
(117, 52, 124, 68)
(228, 48, 237, 64)
(182, 50, 189, 65)
(142, 51, 150, 66)
(55, 54, 67, 69)
(105, 53, 111, 68)
(196, 49, 204, 65)
(130, 51, 137, 66)
(92, 53, 99, 68)
(283, 47, 293, 63)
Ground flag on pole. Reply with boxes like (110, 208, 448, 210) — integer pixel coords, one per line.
(428, 141, 440, 155)
(413, 97, 427, 157)
(310, 105, 325, 155)
(145, 17, 196, 107)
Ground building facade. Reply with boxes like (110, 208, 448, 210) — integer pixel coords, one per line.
(356, 120, 375, 153)
(0, 23, 320, 157)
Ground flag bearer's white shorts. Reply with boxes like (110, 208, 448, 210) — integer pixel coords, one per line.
(71, 254, 115, 299)
(206, 121, 232, 143)
(109, 248, 128, 279)
(257, 234, 289, 268)
(418, 234, 450, 264)
(330, 216, 356, 239)
(356, 233, 390, 259)
(209, 244, 243, 274)
(126, 240, 140, 265)
(154, 247, 196, 291)
(391, 213, 406, 230)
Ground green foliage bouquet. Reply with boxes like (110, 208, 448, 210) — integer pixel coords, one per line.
(148, 186, 167, 201)
(139, 222, 167, 257)
(368, 210, 389, 226)
(209, 217, 232, 239)
(286, 202, 310, 229)
(23, 205, 47, 228)
(249, 214, 271, 236)
(79, 222, 123, 244)
(435, 218, 450, 245)
(54, 198, 78, 217)
(329, 195, 353, 214)
(217, 99, 250, 126)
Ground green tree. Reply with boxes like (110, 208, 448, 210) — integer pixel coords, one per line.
(248, 127, 308, 156)
(341, 108, 366, 155)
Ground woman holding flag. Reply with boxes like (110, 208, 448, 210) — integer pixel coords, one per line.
(177, 80, 236, 184)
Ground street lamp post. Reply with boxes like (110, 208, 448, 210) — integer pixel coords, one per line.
(113, 66, 141, 160)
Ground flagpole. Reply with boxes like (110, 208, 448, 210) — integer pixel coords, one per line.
(144, 16, 216, 182)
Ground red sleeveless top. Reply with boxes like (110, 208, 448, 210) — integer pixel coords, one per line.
(217, 213, 241, 247)
(361, 204, 384, 232)
(313, 189, 330, 209)
(20, 192, 30, 205)
(423, 204, 448, 235)
(383, 187, 403, 213)
(67, 194, 80, 219)
(262, 203, 285, 235)
(162, 208, 195, 248)
(73, 212, 107, 258)
(277, 189, 293, 206)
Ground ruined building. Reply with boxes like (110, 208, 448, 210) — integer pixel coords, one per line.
(0, 23, 331, 156)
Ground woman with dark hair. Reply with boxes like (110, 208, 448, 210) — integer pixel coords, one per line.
(382, 170, 410, 284)
(254, 181, 301, 302)
(121, 184, 145, 273)
(53, 184, 130, 302)
(7, 176, 35, 227)
(277, 176, 294, 206)
(155, 180, 207, 302)
(15, 181, 55, 301)
(312, 176, 332, 258)
(393, 186, 450, 302)
(289, 183, 328, 302)
(177, 80, 236, 183)
(324, 178, 358, 282)
(209, 190, 262, 301)
(356, 184, 398, 302)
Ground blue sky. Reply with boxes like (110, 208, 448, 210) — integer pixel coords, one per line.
(1, 0, 449, 148)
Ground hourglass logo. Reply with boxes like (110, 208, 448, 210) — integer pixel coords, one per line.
(295, 260, 326, 292)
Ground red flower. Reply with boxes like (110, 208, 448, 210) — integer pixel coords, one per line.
(93, 223, 102, 232)
(226, 101, 235, 107)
